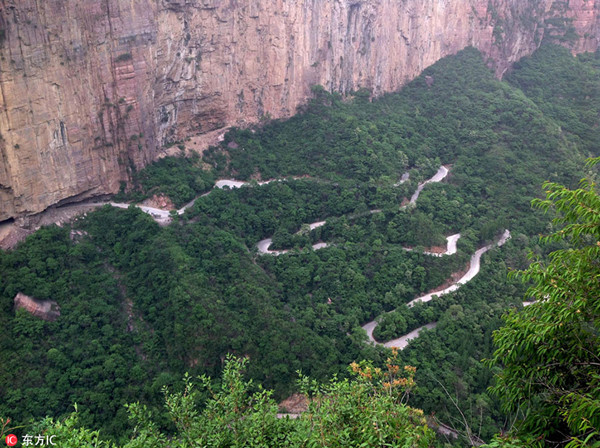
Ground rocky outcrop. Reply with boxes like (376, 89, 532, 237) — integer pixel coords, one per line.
(0, 0, 598, 220)
(14, 292, 60, 321)
(545, 0, 600, 53)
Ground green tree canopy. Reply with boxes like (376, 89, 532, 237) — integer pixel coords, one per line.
(487, 158, 600, 447)
(31, 355, 435, 447)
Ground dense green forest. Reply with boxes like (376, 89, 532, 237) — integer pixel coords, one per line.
(0, 45, 598, 446)
(114, 153, 215, 207)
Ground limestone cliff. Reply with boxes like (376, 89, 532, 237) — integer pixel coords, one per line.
(0, 0, 598, 220)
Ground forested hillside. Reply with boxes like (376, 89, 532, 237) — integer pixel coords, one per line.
(0, 45, 598, 446)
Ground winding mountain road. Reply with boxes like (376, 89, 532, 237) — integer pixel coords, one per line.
(107, 166, 510, 351)
(254, 167, 446, 254)
(408, 166, 448, 205)
(403, 233, 461, 257)
(387, 323, 438, 349)
(363, 229, 511, 348)
(428, 233, 461, 256)
(67, 164, 509, 352)
(94, 166, 442, 228)
(256, 221, 329, 255)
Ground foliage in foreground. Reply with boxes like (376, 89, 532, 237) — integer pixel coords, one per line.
(31, 354, 435, 447)
(487, 158, 600, 447)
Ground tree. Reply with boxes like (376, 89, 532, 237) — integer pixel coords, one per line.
(487, 158, 600, 447)
(296, 354, 435, 447)
(29, 355, 434, 447)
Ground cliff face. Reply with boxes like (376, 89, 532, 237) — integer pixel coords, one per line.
(0, 0, 598, 220)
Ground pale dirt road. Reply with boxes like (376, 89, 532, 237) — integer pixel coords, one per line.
(363, 230, 511, 348)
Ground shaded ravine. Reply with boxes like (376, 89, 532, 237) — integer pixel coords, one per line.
(363, 229, 511, 348)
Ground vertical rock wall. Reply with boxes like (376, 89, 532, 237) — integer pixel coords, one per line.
(0, 0, 598, 220)
(0, 0, 160, 218)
